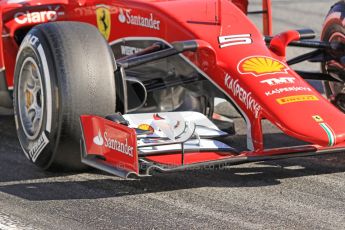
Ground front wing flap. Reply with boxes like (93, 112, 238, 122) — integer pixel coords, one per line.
(80, 115, 139, 178)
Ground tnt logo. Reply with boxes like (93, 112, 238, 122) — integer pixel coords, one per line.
(260, 77, 296, 86)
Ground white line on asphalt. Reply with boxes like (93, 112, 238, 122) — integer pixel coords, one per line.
(0, 212, 36, 230)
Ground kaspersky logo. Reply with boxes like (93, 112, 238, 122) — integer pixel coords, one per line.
(93, 130, 134, 157)
(118, 8, 160, 30)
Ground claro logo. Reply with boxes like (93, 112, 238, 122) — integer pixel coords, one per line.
(14, 6, 64, 24)
(93, 130, 134, 157)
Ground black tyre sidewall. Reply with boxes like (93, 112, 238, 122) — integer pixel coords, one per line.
(14, 30, 60, 169)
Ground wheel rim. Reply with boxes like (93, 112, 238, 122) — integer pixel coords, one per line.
(18, 57, 44, 140)
(327, 32, 345, 79)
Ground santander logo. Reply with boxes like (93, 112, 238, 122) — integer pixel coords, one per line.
(118, 8, 126, 23)
(93, 130, 104, 146)
(92, 130, 134, 157)
(117, 7, 160, 30)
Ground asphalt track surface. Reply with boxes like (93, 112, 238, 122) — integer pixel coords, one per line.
(1, 1, 345, 229)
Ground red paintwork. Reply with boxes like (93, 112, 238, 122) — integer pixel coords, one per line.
(146, 152, 237, 166)
(269, 30, 300, 58)
(231, 0, 248, 14)
(262, 0, 272, 36)
(1, 0, 345, 169)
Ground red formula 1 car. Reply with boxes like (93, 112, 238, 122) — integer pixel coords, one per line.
(1, 0, 345, 178)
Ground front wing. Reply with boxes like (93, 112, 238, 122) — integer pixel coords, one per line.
(80, 112, 345, 178)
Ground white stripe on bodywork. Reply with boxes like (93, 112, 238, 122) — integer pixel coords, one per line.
(320, 123, 336, 147)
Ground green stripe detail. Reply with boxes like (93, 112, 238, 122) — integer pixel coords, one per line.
(319, 123, 335, 146)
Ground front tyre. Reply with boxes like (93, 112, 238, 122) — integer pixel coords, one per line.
(322, 1, 345, 111)
(14, 22, 116, 170)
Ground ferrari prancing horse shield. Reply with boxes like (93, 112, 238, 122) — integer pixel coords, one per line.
(96, 5, 111, 40)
